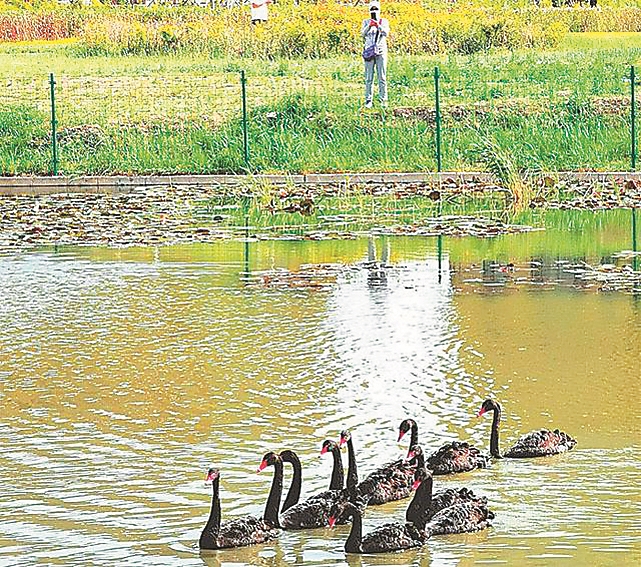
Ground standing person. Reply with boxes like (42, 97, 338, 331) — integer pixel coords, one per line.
(250, 0, 271, 25)
(361, 1, 390, 109)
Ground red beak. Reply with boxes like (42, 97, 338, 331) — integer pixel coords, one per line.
(412, 478, 422, 491)
(398, 430, 406, 442)
(406, 449, 415, 460)
(339, 437, 346, 447)
(328, 516, 336, 528)
(477, 407, 487, 417)
(320, 445, 328, 455)
(205, 472, 215, 482)
(257, 459, 267, 473)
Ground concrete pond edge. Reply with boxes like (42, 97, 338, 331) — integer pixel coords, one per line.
(1, 171, 641, 196)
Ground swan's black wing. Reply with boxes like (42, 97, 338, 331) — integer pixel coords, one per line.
(426, 442, 490, 475)
(425, 501, 494, 536)
(360, 522, 426, 553)
(505, 429, 577, 458)
(428, 488, 487, 519)
(357, 458, 416, 505)
(281, 489, 353, 530)
(216, 515, 279, 548)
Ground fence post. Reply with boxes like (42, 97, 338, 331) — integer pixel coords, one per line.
(434, 66, 442, 173)
(49, 72, 58, 176)
(240, 70, 250, 168)
(631, 65, 636, 172)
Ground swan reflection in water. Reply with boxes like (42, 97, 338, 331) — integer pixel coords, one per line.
(366, 236, 390, 291)
(344, 547, 426, 567)
(198, 544, 284, 567)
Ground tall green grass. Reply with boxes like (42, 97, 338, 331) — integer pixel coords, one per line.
(1, 40, 637, 175)
(0, 105, 49, 174)
(2, 95, 630, 175)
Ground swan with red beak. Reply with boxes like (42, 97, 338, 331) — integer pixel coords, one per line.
(477, 398, 576, 458)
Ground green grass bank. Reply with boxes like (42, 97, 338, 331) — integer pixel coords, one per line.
(1, 30, 641, 176)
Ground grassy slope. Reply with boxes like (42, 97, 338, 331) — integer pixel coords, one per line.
(1, 33, 640, 175)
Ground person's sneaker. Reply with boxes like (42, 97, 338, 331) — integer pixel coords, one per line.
(380, 100, 388, 108)
(365, 100, 373, 109)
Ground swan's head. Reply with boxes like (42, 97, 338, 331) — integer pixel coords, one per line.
(339, 430, 351, 447)
(478, 399, 500, 417)
(205, 467, 220, 482)
(321, 439, 338, 455)
(257, 451, 280, 473)
(327, 502, 341, 528)
(406, 443, 426, 466)
(406, 444, 423, 462)
(279, 449, 299, 464)
(412, 463, 430, 491)
(398, 418, 416, 442)
(328, 501, 353, 528)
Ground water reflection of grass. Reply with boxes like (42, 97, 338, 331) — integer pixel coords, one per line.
(198, 189, 513, 236)
(197, 193, 638, 264)
(448, 208, 637, 261)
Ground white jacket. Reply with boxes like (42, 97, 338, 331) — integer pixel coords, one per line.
(361, 18, 390, 53)
(251, 0, 270, 22)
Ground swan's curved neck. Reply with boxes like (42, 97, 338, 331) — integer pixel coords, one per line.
(329, 445, 344, 491)
(490, 405, 502, 458)
(409, 420, 419, 449)
(199, 476, 221, 548)
(414, 449, 425, 471)
(281, 453, 302, 513)
(406, 470, 433, 530)
(263, 460, 283, 528)
(344, 505, 363, 553)
(346, 438, 358, 491)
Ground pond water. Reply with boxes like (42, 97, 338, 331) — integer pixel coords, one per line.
(0, 209, 639, 567)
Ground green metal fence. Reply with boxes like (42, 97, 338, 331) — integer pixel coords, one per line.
(0, 65, 637, 176)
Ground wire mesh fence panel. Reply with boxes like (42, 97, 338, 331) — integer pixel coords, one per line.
(52, 73, 245, 174)
(1, 60, 636, 176)
(439, 58, 632, 172)
(1, 76, 53, 175)
(241, 67, 438, 173)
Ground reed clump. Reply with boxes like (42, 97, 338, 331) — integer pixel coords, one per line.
(475, 137, 535, 211)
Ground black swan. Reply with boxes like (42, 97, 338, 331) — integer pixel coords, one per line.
(279, 449, 302, 513)
(399, 417, 490, 475)
(278, 440, 352, 529)
(344, 428, 415, 506)
(199, 453, 282, 550)
(330, 501, 425, 553)
(329, 460, 432, 553)
(405, 445, 493, 534)
(478, 398, 577, 458)
(407, 445, 487, 523)
(327, 463, 433, 554)
(339, 430, 359, 492)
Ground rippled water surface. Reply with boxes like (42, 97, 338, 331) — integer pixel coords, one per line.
(1, 209, 640, 567)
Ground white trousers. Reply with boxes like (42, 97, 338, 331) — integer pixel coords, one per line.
(364, 53, 388, 103)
